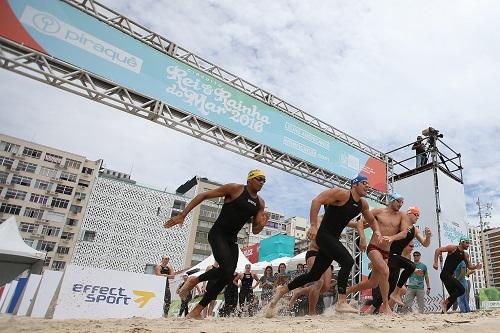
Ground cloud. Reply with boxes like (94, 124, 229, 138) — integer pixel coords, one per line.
(1, 0, 500, 227)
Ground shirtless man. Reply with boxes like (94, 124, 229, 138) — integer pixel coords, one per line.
(346, 192, 410, 315)
(266, 175, 380, 317)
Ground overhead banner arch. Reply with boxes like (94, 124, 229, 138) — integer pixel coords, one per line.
(0, 0, 388, 194)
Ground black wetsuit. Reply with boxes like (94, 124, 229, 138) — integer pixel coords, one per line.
(220, 275, 239, 317)
(441, 248, 466, 310)
(197, 186, 260, 307)
(160, 266, 171, 315)
(288, 192, 362, 294)
(372, 226, 417, 309)
(239, 273, 254, 306)
(178, 281, 193, 317)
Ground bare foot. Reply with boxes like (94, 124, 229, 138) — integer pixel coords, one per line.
(335, 302, 359, 314)
(178, 276, 197, 300)
(440, 300, 448, 314)
(265, 285, 288, 318)
(390, 294, 404, 306)
(186, 313, 203, 320)
(363, 305, 377, 315)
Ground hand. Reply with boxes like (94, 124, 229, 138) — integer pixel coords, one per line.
(433, 262, 438, 270)
(164, 214, 185, 228)
(307, 225, 318, 241)
(380, 235, 393, 244)
(424, 226, 431, 236)
(476, 262, 482, 269)
(426, 288, 431, 295)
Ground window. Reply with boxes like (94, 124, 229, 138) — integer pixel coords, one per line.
(66, 218, 78, 226)
(55, 184, 73, 195)
(144, 264, 156, 275)
(34, 179, 52, 190)
(51, 198, 69, 209)
(0, 156, 14, 169)
(19, 222, 37, 233)
(74, 192, 86, 201)
(22, 147, 42, 159)
(65, 159, 81, 169)
(11, 175, 32, 186)
(41, 225, 60, 237)
(170, 210, 181, 218)
(60, 232, 74, 240)
(36, 240, 56, 251)
(23, 238, 35, 247)
(39, 166, 57, 178)
(46, 211, 65, 223)
(81, 167, 94, 175)
(44, 153, 63, 164)
(43, 257, 51, 266)
(56, 246, 70, 254)
(30, 193, 49, 204)
(0, 141, 20, 154)
(0, 203, 22, 215)
(16, 161, 37, 173)
(69, 205, 82, 214)
(173, 200, 186, 210)
(5, 189, 27, 200)
(59, 171, 77, 182)
(0, 171, 8, 184)
(77, 180, 89, 188)
(82, 230, 96, 242)
(295, 226, 306, 231)
(51, 260, 66, 270)
(24, 207, 44, 219)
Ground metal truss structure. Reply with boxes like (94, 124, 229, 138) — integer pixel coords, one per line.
(0, 36, 389, 204)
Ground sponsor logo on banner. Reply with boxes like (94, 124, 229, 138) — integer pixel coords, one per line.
(20, 6, 143, 73)
(71, 284, 155, 308)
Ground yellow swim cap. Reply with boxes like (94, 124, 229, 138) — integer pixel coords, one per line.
(247, 169, 265, 180)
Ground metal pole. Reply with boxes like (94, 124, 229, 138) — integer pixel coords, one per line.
(477, 198, 490, 288)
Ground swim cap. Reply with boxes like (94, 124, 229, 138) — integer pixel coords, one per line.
(460, 236, 470, 243)
(387, 192, 404, 202)
(407, 206, 420, 216)
(247, 169, 265, 180)
(351, 174, 368, 186)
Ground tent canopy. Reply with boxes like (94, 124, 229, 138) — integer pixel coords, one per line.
(187, 247, 252, 277)
(0, 217, 45, 285)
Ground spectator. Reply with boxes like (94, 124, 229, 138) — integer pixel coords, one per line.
(177, 274, 201, 317)
(412, 136, 427, 167)
(402, 251, 430, 313)
(154, 255, 175, 317)
(259, 266, 276, 307)
(455, 260, 471, 313)
(274, 263, 289, 286)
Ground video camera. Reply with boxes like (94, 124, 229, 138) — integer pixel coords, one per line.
(421, 127, 444, 138)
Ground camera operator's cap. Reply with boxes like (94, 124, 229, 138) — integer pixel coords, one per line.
(388, 192, 404, 202)
(247, 169, 265, 180)
(460, 236, 470, 243)
(351, 174, 368, 186)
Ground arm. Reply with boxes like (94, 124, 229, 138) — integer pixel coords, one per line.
(166, 263, 176, 279)
(233, 273, 242, 286)
(164, 183, 239, 228)
(252, 273, 260, 289)
(154, 265, 162, 276)
(361, 203, 381, 236)
(464, 252, 482, 270)
(356, 217, 367, 251)
(433, 245, 456, 270)
(388, 214, 411, 242)
(415, 226, 432, 247)
(252, 197, 269, 234)
(425, 269, 431, 294)
(307, 188, 343, 240)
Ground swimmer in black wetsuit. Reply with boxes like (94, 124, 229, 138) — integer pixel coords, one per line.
(154, 255, 175, 316)
(433, 236, 482, 313)
(165, 169, 268, 319)
(266, 174, 380, 317)
(234, 264, 259, 315)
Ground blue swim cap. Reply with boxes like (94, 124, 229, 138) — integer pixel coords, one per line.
(351, 174, 368, 186)
(460, 236, 470, 243)
(387, 192, 404, 202)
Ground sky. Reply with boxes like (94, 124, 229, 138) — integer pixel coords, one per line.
(1, 0, 499, 228)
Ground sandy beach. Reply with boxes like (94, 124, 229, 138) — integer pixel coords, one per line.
(1, 310, 499, 333)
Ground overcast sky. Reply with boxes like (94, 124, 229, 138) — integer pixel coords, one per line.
(1, 0, 499, 228)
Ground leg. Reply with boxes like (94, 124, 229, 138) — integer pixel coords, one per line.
(390, 256, 415, 306)
(415, 289, 425, 314)
(163, 288, 171, 316)
(402, 288, 417, 313)
(189, 233, 239, 319)
(367, 250, 391, 315)
(440, 273, 465, 313)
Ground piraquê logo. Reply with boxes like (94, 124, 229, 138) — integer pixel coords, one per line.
(32, 13, 60, 34)
(72, 284, 155, 308)
(20, 6, 143, 73)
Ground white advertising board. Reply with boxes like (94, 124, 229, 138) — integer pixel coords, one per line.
(53, 265, 165, 319)
(16, 274, 42, 316)
(0, 281, 17, 313)
(31, 270, 63, 318)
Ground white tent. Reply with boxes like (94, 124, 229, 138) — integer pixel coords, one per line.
(0, 217, 45, 285)
(188, 247, 252, 277)
(270, 256, 292, 267)
(288, 251, 307, 267)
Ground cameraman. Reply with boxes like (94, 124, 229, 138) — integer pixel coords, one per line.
(411, 136, 427, 167)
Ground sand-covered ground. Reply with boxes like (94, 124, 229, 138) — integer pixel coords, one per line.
(1, 310, 499, 333)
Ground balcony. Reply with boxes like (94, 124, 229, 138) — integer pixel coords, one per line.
(31, 234, 45, 239)
(11, 152, 25, 159)
(55, 163, 67, 170)
(39, 204, 54, 211)
(35, 218, 50, 224)
(45, 190, 58, 196)
(50, 177, 63, 183)
(0, 196, 9, 203)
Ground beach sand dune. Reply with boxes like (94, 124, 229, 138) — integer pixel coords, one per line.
(1, 310, 499, 333)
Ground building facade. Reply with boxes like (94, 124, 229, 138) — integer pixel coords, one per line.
(468, 227, 487, 290)
(484, 227, 500, 288)
(286, 216, 308, 241)
(70, 174, 194, 274)
(247, 209, 288, 245)
(0, 134, 100, 271)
